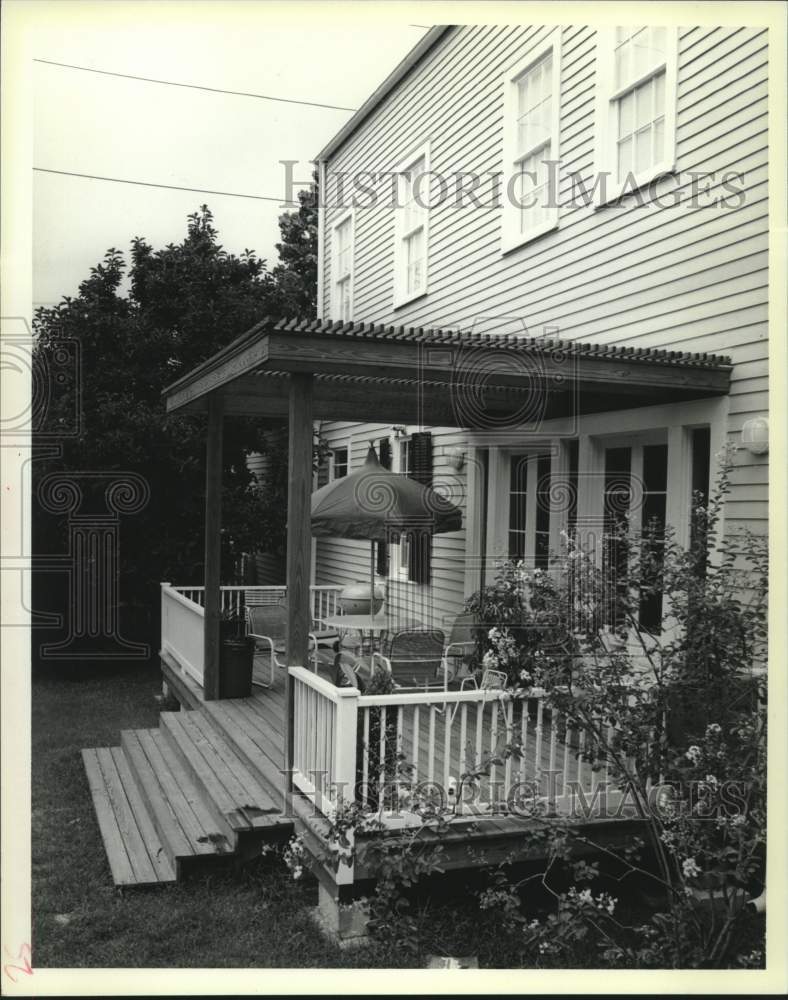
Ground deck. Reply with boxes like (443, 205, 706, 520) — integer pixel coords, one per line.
(83, 641, 641, 897)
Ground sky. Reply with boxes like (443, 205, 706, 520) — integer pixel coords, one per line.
(30, 1, 429, 307)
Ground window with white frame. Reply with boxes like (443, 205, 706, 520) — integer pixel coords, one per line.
(394, 146, 429, 306)
(329, 446, 348, 481)
(508, 451, 554, 569)
(486, 406, 716, 636)
(332, 213, 353, 322)
(596, 26, 678, 201)
(392, 437, 412, 577)
(502, 34, 561, 252)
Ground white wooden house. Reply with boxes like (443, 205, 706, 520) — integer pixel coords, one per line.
(313, 23, 768, 633)
(82, 23, 769, 937)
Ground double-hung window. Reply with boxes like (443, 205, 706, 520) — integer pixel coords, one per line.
(329, 446, 348, 481)
(394, 145, 429, 307)
(392, 437, 412, 578)
(596, 26, 678, 202)
(502, 33, 561, 252)
(332, 212, 353, 322)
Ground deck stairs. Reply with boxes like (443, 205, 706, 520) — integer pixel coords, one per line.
(82, 694, 293, 888)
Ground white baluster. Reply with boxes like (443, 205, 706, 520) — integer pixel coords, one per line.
(412, 704, 420, 782)
(520, 700, 529, 783)
(576, 728, 586, 790)
(504, 700, 514, 804)
(489, 700, 499, 801)
(459, 704, 468, 778)
(535, 700, 544, 789)
(362, 708, 370, 806)
(475, 702, 484, 800)
(427, 707, 436, 785)
(379, 706, 387, 803)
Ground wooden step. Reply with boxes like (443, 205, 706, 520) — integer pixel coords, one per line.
(81, 747, 176, 887)
(120, 728, 234, 871)
(159, 711, 286, 837)
(198, 699, 288, 815)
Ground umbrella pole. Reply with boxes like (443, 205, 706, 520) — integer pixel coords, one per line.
(370, 541, 375, 617)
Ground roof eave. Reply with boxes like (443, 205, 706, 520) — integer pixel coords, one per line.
(315, 25, 453, 163)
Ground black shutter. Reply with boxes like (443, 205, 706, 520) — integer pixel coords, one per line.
(316, 450, 330, 488)
(376, 437, 392, 575)
(408, 431, 432, 584)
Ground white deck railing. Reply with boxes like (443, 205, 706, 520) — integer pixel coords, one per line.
(161, 583, 206, 685)
(172, 584, 342, 623)
(288, 666, 621, 827)
(161, 583, 343, 686)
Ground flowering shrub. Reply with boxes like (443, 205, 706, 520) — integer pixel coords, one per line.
(465, 561, 576, 690)
(282, 835, 307, 880)
(302, 453, 766, 969)
(464, 451, 768, 968)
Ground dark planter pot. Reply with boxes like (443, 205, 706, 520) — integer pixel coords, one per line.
(220, 619, 246, 642)
(219, 636, 255, 699)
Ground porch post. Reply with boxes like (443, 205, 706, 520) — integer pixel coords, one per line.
(285, 374, 314, 795)
(464, 445, 485, 597)
(203, 392, 224, 701)
(576, 434, 604, 563)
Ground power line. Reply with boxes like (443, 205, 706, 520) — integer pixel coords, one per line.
(34, 167, 299, 204)
(33, 57, 358, 113)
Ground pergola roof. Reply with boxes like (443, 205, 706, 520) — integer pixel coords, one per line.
(163, 317, 732, 428)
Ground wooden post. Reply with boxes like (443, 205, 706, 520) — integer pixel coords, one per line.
(285, 374, 314, 797)
(203, 393, 224, 701)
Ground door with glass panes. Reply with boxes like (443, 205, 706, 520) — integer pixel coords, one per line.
(501, 429, 710, 635)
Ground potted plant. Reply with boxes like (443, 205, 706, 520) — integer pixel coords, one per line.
(219, 605, 255, 699)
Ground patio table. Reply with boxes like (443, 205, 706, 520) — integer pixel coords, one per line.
(321, 612, 424, 654)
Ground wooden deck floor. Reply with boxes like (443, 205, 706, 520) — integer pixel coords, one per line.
(158, 652, 641, 898)
(176, 653, 602, 811)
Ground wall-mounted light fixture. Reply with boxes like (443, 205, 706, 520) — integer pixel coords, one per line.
(446, 446, 466, 471)
(740, 417, 769, 455)
(392, 425, 407, 439)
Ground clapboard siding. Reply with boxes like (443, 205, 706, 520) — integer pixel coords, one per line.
(317, 23, 769, 622)
(313, 421, 470, 625)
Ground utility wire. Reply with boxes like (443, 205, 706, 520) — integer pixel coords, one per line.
(34, 167, 300, 204)
(33, 57, 358, 113)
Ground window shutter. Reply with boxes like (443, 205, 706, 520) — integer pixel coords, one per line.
(408, 431, 432, 584)
(316, 450, 330, 488)
(376, 437, 392, 575)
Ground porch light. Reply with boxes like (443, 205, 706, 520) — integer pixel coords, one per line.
(740, 417, 769, 455)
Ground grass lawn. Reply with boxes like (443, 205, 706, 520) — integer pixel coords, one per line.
(31, 659, 401, 969)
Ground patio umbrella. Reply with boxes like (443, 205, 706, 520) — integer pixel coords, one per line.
(311, 443, 462, 614)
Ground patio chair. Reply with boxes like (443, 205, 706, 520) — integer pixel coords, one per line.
(333, 650, 368, 691)
(371, 628, 450, 691)
(441, 612, 480, 688)
(449, 664, 508, 723)
(246, 603, 337, 685)
(278, 599, 340, 659)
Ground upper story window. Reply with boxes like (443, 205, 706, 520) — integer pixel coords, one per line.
(502, 34, 561, 253)
(595, 26, 678, 203)
(394, 144, 430, 307)
(332, 212, 353, 322)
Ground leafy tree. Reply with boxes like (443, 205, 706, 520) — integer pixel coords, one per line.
(272, 173, 318, 319)
(33, 199, 317, 644)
